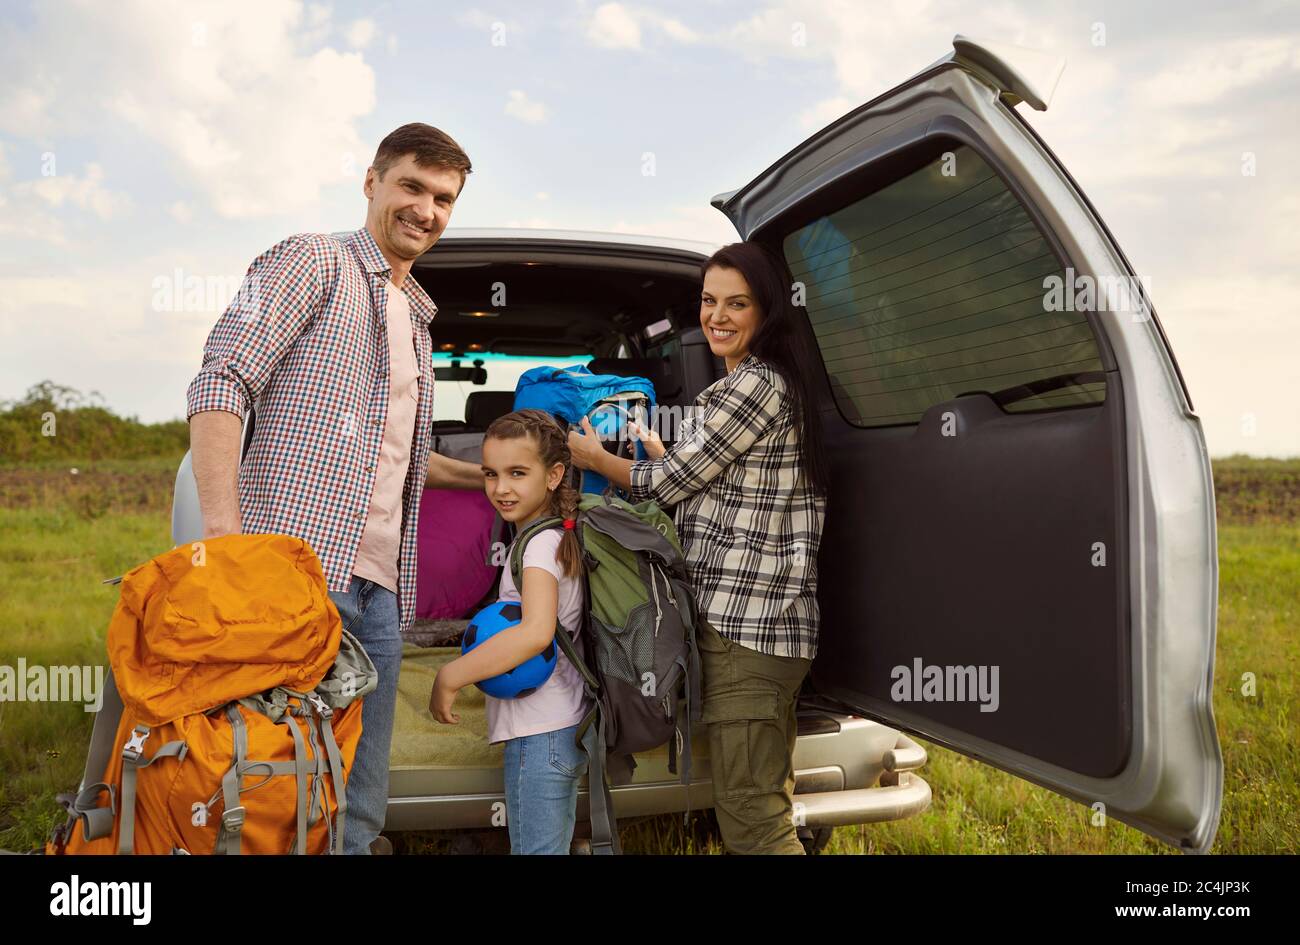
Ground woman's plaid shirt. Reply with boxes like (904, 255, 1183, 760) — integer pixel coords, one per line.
(185, 226, 437, 637)
(627, 353, 826, 659)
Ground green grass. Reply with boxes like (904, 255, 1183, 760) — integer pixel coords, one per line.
(0, 455, 1296, 853)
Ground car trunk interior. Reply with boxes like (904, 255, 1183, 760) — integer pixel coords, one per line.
(389, 241, 897, 774)
(404, 244, 721, 648)
(394, 243, 732, 771)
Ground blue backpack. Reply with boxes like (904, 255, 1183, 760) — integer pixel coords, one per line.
(513, 364, 657, 497)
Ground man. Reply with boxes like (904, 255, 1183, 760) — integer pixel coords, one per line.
(186, 122, 485, 854)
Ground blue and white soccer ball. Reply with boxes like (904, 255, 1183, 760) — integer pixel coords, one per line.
(461, 600, 557, 698)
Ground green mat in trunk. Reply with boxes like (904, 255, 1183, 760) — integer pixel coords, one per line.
(393, 644, 502, 768)
(391, 644, 703, 773)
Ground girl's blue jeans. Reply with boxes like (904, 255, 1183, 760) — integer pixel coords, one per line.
(501, 722, 589, 854)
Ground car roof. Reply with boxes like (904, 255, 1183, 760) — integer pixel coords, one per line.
(432, 226, 723, 257)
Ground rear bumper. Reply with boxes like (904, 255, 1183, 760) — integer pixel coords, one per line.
(385, 714, 931, 832)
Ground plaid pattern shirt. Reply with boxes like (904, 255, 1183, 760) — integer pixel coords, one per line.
(186, 226, 437, 637)
(627, 352, 826, 659)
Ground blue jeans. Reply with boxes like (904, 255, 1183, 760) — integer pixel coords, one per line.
(501, 722, 589, 854)
(328, 575, 402, 855)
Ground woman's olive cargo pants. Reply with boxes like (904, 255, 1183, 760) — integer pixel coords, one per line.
(697, 618, 813, 854)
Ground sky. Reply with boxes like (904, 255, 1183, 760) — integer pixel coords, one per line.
(0, 0, 1296, 457)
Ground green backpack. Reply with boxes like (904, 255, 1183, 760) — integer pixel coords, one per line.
(509, 490, 703, 855)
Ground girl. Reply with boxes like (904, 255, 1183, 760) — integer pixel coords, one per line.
(428, 408, 592, 855)
(568, 241, 830, 855)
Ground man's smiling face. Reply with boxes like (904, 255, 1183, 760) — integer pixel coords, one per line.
(363, 152, 463, 264)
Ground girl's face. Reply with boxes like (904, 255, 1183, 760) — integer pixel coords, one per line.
(700, 265, 762, 373)
(481, 434, 566, 527)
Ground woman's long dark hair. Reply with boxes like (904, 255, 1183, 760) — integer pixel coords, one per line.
(702, 242, 829, 496)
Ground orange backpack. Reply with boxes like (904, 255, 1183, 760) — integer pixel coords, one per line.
(46, 534, 376, 855)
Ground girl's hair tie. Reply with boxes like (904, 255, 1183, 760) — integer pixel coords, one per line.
(563, 518, 576, 529)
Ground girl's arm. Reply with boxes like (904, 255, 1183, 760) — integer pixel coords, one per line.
(430, 566, 561, 721)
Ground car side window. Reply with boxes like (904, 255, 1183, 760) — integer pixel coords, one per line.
(782, 143, 1106, 427)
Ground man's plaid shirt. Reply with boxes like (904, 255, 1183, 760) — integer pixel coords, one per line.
(186, 226, 437, 637)
(627, 353, 826, 659)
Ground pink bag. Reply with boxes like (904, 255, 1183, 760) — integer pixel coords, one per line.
(416, 487, 499, 619)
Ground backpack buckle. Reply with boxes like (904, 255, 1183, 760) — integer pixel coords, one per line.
(122, 726, 149, 763)
(221, 806, 246, 831)
(307, 693, 332, 718)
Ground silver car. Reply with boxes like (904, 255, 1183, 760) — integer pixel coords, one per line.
(173, 34, 1221, 854)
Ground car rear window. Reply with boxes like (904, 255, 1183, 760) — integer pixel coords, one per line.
(782, 143, 1107, 427)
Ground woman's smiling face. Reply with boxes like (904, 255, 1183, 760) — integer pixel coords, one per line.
(700, 265, 761, 372)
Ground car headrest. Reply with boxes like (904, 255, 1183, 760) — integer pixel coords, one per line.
(586, 357, 679, 399)
(465, 390, 517, 429)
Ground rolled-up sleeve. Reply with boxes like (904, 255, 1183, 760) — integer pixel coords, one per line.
(627, 370, 783, 507)
(185, 235, 325, 420)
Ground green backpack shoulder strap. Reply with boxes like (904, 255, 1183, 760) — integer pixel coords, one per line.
(508, 515, 564, 589)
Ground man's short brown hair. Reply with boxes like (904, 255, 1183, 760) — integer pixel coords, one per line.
(372, 123, 472, 189)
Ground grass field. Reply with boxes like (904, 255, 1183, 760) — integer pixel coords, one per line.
(0, 453, 1295, 854)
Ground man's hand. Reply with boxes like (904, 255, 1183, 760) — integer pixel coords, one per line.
(425, 451, 486, 490)
(428, 671, 460, 724)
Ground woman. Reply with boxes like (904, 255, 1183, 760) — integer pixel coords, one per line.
(568, 241, 829, 854)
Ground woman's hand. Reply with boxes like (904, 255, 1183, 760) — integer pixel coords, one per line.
(567, 416, 608, 472)
(628, 419, 665, 460)
(428, 672, 460, 724)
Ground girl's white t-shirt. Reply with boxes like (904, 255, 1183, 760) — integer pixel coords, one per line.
(484, 527, 592, 744)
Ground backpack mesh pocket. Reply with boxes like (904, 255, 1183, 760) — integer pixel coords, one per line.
(594, 600, 659, 688)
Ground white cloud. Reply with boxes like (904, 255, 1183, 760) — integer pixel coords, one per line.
(168, 200, 194, 224)
(496, 204, 736, 247)
(456, 9, 521, 40)
(655, 16, 698, 44)
(503, 216, 558, 229)
(584, 3, 701, 50)
(0, 202, 67, 246)
(1132, 36, 1300, 108)
(797, 95, 854, 131)
(0, 159, 131, 245)
(12, 163, 131, 221)
(345, 18, 378, 49)
(0, 0, 376, 220)
(504, 89, 548, 123)
(608, 205, 737, 246)
(586, 3, 644, 50)
(0, 275, 97, 319)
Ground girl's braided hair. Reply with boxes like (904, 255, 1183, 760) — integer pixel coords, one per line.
(483, 408, 582, 579)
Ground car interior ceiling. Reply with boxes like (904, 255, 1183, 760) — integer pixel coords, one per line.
(409, 260, 722, 447)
